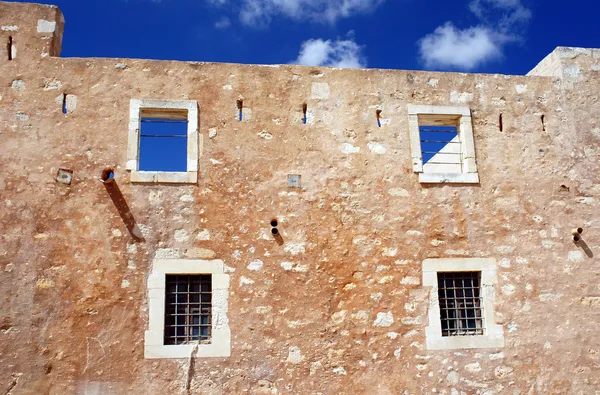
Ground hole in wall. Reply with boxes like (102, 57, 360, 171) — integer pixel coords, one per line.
(270, 218, 278, 227)
(499, 113, 503, 132)
(541, 114, 546, 131)
(376, 109, 382, 128)
(302, 103, 308, 124)
(559, 184, 570, 192)
(287, 174, 301, 188)
(101, 168, 115, 183)
(7, 36, 13, 61)
(573, 227, 583, 242)
(56, 168, 73, 185)
(62, 93, 67, 114)
(271, 228, 279, 235)
(237, 99, 243, 121)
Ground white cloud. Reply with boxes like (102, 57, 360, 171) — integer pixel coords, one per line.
(469, 0, 531, 29)
(214, 16, 231, 29)
(418, 0, 531, 70)
(208, 0, 385, 26)
(292, 38, 366, 68)
(419, 23, 507, 70)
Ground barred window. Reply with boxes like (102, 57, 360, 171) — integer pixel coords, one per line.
(437, 271, 484, 337)
(420, 124, 463, 174)
(164, 274, 212, 345)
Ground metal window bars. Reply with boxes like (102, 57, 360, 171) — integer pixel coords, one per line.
(164, 274, 212, 345)
(419, 126, 463, 172)
(140, 117, 189, 138)
(437, 271, 484, 337)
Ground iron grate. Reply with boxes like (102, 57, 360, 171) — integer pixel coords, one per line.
(437, 271, 484, 337)
(164, 274, 212, 345)
(419, 125, 463, 168)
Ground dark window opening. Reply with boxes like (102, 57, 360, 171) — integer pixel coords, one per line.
(302, 103, 308, 124)
(139, 109, 188, 172)
(437, 271, 484, 337)
(419, 125, 462, 170)
(62, 94, 67, 114)
(541, 114, 546, 131)
(237, 100, 243, 121)
(7, 36, 13, 61)
(499, 113, 503, 132)
(164, 274, 212, 345)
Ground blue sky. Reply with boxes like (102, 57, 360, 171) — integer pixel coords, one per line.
(10, 0, 600, 74)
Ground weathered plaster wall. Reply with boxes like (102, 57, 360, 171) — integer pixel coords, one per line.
(1, 2, 599, 394)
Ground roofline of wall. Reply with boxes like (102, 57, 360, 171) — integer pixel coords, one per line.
(3, 1, 600, 79)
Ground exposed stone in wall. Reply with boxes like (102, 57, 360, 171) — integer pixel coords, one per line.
(1, 2, 600, 394)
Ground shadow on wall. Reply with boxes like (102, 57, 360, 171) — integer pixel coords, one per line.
(102, 169, 144, 242)
(576, 240, 594, 258)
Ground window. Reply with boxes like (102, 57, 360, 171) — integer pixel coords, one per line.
(139, 114, 188, 172)
(127, 99, 199, 184)
(407, 105, 479, 184)
(145, 259, 230, 359)
(422, 258, 504, 350)
(164, 274, 212, 345)
(437, 272, 484, 336)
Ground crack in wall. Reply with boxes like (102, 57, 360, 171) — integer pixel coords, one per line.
(4, 373, 22, 395)
(186, 343, 199, 395)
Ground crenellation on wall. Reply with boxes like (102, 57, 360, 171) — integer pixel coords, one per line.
(0, 2, 64, 64)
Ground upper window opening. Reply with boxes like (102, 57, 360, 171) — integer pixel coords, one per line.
(408, 105, 479, 184)
(164, 274, 212, 345)
(437, 271, 484, 337)
(127, 99, 199, 184)
(420, 124, 462, 174)
(139, 113, 188, 172)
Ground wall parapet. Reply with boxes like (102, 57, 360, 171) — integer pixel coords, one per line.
(0, 1, 65, 61)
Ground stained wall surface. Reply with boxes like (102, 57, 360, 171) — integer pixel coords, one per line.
(1, 2, 600, 394)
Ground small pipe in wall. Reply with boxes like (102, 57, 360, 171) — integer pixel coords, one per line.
(270, 218, 284, 245)
(572, 227, 583, 242)
(101, 168, 115, 183)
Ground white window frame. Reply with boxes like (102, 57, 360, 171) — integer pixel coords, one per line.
(407, 104, 479, 184)
(145, 259, 230, 359)
(127, 99, 200, 184)
(422, 257, 504, 350)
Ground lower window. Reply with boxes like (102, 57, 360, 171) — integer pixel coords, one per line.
(422, 258, 504, 350)
(437, 271, 484, 337)
(164, 274, 212, 345)
(145, 259, 230, 359)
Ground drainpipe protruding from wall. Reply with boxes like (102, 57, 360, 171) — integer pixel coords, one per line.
(572, 227, 583, 242)
(101, 168, 115, 184)
(270, 218, 284, 245)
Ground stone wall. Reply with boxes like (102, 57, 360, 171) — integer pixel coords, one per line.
(1, 2, 599, 394)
